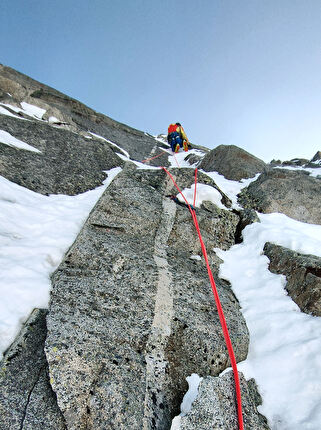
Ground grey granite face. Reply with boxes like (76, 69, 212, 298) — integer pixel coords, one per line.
(44, 166, 249, 429)
(0, 64, 173, 196)
(0, 114, 125, 195)
(264, 242, 321, 316)
(238, 168, 321, 225)
(0, 309, 66, 430)
(0, 64, 271, 430)
(199, 144, 267, 181)
(179, 371, 269, 430)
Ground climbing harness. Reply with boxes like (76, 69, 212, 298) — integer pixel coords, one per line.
(162, 166, 244, 430)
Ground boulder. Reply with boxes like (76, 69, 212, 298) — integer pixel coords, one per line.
(178, 371, 269, 429)
(45, 166, 249, 429)
(199, 145, 266, 181)
(238, 168, 321, 225)
(0, 309, 66, 430)
(263, 242, 321, 316)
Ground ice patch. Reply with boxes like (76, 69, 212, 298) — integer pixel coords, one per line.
(0, 105, 27, 120)
(168, 148, 205, 168)
(0, 102, 45, 121)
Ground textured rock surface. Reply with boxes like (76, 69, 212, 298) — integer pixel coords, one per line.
(0, 114, 124, 195)
(264, 242, 321, 316)
(238, 168, 321, 224)
(269, 153, 321, 169)
(1, 65, 269, 430)
(179, 371, 269, 430)
(199, 144, 267, 180)
(45, 165, 249, 429)
(0, 309, 66, 430)
(184, 152, 204, 166)
(235, 208, 260, 243)
(0, 64, 172, 195)
(281, 158, 309, 167)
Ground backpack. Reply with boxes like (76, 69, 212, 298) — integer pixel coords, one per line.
(168, 123, 179, 134)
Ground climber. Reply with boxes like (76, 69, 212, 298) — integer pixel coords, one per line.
(167, 123, 189, 153)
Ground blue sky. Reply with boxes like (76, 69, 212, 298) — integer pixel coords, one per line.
(1, 0, 321, 162)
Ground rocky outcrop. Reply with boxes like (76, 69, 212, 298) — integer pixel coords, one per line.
(199, 145, 267, 181)
(238, 168, 321, 225)
(311, 151, 321, 163)
(0, 64, 172, 195)
(280, 158, 309, 167)
(269, 151, 321, 169)
(178, 372, 269, 430)
(45, 165, 249, 429)
(264, 242, 321, 316)
(0, 309, 66, 430)
(0, 114, 124, 195)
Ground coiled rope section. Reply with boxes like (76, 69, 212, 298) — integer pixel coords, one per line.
(162, 166, 244, 430)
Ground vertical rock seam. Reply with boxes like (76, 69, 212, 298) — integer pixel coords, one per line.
(143, 177, 177, 429)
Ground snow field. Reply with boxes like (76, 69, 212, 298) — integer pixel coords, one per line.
(216, 214, 321, 429)
(0, 168, 121, 358)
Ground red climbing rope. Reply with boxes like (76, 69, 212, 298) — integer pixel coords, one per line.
(193, 168, 197, 208)
(173, 153, 180, 168)
(162, 166, 244, 430)
(141, 151, 167, 163)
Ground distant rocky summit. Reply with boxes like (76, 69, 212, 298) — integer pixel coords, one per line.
(199, 144, 267, 181)
(311, 150, 321, 164)
(270, 150, 321, 169)
(238, 168, 321, 225)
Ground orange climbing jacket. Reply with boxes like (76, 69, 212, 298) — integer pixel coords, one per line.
(167, 123, 189, 152)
